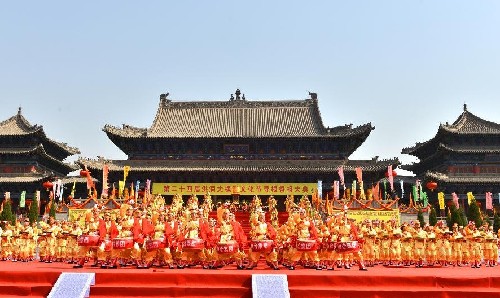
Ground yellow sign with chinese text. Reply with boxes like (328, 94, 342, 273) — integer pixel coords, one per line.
(152, 183, 317, 196)
(346, 209, 400, 223)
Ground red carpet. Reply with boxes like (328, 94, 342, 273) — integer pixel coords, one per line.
(1, 261, 500, 298)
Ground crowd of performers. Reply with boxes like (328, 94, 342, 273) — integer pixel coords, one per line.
(1, 194, 499, 271)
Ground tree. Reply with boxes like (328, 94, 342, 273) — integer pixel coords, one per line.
(467, 197, 483, 228)
(49, 200, 57, 219)
(417, 208, 426, 227)
(428, 205, 438, 226)
(28, 196, 39, 225)
(493, 212, 500, 234)
(0, 199, 16, 225)
(458, 207, 468, 227)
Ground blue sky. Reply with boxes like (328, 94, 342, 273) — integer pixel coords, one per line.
(1, 1, 499, 166)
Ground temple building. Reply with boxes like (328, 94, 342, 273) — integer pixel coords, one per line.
(0, 108, 80, 206)
(402, 104, 500, 203)
(78, 90, 398, 204)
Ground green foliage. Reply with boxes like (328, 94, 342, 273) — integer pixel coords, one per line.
(417, 208, 426, 227)
(428, 206, 438, 226)
(49, 200, 57, 219)
(458, 207, 468, 227)
(493, 213, 500, 234)
(28, 196, 39, 224)
(467, 197, 483, 228)
(0, 199, 16, 225)
(446, 207, 453, 229)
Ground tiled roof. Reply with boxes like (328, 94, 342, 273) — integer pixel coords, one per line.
(78, 157, 399, 173)
(0, 174, 48, 184)
(440, 106, 500, 134)
(103, 95, 373, 139)
(402, 105, 500, 155)
(0, 108, 42, 135)
(425, 171, 500, 184)
(0, 109, 80, 155)
(0, 144, 78, 172)
(438, 143, 500, 154)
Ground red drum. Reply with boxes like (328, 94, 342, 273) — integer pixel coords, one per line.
(216, 241, 238, 254)
(250, 240, 274, 253)
(146, 239, 166, 252)
(77, 235, 100, 247)
(182, 238, 205, 250)
(296, 239, 317, 252)
(334, 241, 359, 253)
(112, 238, 134, 249)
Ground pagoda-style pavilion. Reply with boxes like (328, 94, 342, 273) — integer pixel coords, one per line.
(402, 104, 500, 202)
(79, 90, 398, 202)
(0, 108, 80, 204)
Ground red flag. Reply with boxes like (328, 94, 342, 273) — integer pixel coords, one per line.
(387, 166, 394, 191)
(486, 192, 493, 210)
(333, 181, 340, 199)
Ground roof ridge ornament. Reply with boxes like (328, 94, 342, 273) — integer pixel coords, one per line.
(308, 91, 317, 100)
(463, 103, 467, 112)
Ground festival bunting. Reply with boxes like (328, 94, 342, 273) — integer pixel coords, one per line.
(438, 192, 445, 210)
(485, 192, 493, 210)
(452, 192, 459, 208)
(20, 191, 26, 208)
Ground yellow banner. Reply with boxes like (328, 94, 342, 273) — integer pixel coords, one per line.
(438, 192, 445, 210)
(346, 209, 400, 223)
(152, 183, 317, 196)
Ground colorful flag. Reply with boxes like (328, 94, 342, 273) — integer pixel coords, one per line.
(35, 191, 40, 208)
(118, 180, 125, 198)
(400, 180, 404, 198)
(421, 192, 428, 207)
(387, 166, 394, 191)
(317, 180, 322, 199)
(333, 181, 340, 199)
(20, 191, 26, 208)
(355, 167, 363, 183)
(412, 185, 418, 202)
(438, 192, 445, 210)
(102, 164, 109, 196)
(70, 181, 76, 198)
(467, 192, 474, 205)
(485, 192, 493, 210)
(351, 181, 357, 199)
(123, 166, 131, 182)
(5, 192, 10, 200)
(135, 180, 140, 200)
(146, 179, 151, 195)
(337, 166, 345, 187)
(452, 192, 459, 208)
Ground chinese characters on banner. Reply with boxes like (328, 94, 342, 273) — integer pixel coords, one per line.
(152, 183, 317, 196)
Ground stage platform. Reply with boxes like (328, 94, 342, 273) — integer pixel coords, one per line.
(1, 261, 500, 298)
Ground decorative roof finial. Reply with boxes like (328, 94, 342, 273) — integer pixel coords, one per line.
(308, 91, 317, 100)
(18, 106, 22, 115)
(463, 103, 467, 112)
(235, 89, 241, 100)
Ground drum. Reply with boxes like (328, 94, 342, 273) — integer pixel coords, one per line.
(77, 234, 100, 247)
(216, 241, 238, 254)
(296, 239, 317, 252)
(323, 242, 338, 252)
(182, 238, 205, 250)
(334, 241, 359, 253)
(250, 240, 274, 253)
(146, 239, 166, 252)
(112, 238, 134, 249)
